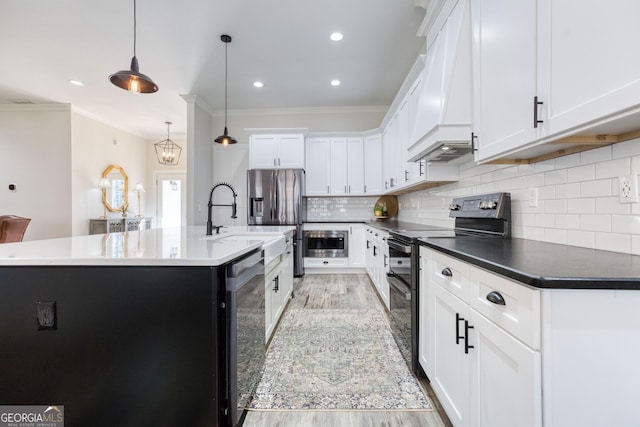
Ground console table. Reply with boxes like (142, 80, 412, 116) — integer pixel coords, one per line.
(89, 217, 152, 235)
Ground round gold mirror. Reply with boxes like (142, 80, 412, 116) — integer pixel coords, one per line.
(102, 164, 128, 212)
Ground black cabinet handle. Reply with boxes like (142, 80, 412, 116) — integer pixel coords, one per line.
(486, 291, 506, 305)
(471, 132, 478, 152)
(464, 320, 474, 354)
(419, 161, 424, 177)
(405, 170, 409, 182)
(442, 267, 453, 277)
(323, 261, 329, 265)
(366, 240, 370, 249)
(273, 276, 279, 292)
(373, 247, 378, 256)
(533, 96, 544, 128)
(456, 313, 464, 345)
(384, 254, 388, 268)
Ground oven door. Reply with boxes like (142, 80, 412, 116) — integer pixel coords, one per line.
(387, 268, 412, 367)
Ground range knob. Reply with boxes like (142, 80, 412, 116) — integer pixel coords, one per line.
(449, 203, 461, 211)
(488, 200, 498, 209)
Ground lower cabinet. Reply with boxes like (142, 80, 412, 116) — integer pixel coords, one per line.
(365, 226, 390, 309)
(265, 248, 293, 342)
(420, 246, 541, 427)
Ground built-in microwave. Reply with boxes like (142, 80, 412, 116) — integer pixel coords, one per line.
(304, 230, 348, 258)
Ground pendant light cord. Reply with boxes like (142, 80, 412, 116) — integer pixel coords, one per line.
(133, 0, 137, 57)
(224, 40, 228, 127)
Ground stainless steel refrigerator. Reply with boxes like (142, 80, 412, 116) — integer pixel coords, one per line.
(247, 169, 306, 276)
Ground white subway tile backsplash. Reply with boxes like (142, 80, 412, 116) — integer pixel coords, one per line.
(554, 183, 580, 199)
(611, 215, 640, 235)
(595, 232, 631, 254)
(567, 230, 595, 249)
(555, 214, 580, 230)
(544, 169, 567, 185)
(595, 157, 630, 179)
(397, 144, 640, 255)
(580, 179, 612, 198)
(612, 138, 640, 159)
(544, 199, 568, 214)
(580, 145, 611, 165)
(568, 198, 595, 214)
(567, 164, 595, 183)
(580, 214, 611, 232)
(595, 197, 632, 215)
(544, 229, 567, 244)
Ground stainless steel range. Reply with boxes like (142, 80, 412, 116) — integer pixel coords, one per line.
(386, 192, 511, 374)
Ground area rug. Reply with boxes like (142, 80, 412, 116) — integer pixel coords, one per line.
(249, 308, 433, 411)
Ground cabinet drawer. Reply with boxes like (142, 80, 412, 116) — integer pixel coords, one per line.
(304, 257, 349, 268)
(469, 266, 541, 350)
(426, 249, 470, 303)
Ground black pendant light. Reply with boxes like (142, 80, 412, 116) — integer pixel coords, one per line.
(109, 0, 158, 94)
(214, 34, 237, 145)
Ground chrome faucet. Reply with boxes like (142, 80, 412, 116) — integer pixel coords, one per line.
(207, 182, 238, 235)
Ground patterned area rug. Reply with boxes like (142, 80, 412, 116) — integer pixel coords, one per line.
(249, 308, 433, 411)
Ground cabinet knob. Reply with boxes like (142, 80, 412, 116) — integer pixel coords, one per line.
(323, 260, 329, 265)
(442, 267, 453, 277)
(486, 291, 506, 305)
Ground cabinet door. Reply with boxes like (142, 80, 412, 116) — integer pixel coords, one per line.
(539, 0, 640, 138)
(277, 134, 305, 168)
(363, 134, 383, 195)
(382, 117, 401, 191)
(348, 224, 366, 267)
(431, 282, 470, 427)
(305, 138, 331, 196)
(250, 135, 278, 168)
(471, 0, 538, 162)
(265, 269, 277, 341)
(347, 137, 365, 195)
(469, 310, 542, 427)
(418, 247, 432, 377)
(330, 138, 348, 195)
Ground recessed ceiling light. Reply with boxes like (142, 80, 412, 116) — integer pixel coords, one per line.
(69, 80, 84, 86)
(441, 146, 451, 150)
(253, 81, 264, 88)
(330, 32, 343, 41)
(330, 80, 341, 86)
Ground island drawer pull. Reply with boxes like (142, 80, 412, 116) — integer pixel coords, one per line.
(486, 291, 506, 305)
(442, 267, 453, 277)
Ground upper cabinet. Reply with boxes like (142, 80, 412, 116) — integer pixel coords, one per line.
(249, 133, 305, 169)
(472, 0, 640, 163)
(305, 134, 382, 197)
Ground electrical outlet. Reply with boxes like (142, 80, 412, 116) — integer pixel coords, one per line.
(528, 187, 539, 208)
(619, 174, 639, 204)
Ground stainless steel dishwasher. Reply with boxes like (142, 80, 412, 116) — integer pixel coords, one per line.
(224, 248, 265, 427)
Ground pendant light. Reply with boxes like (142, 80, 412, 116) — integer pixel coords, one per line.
(109, 0, 158, 94)
(154, 122, 182, 165)
(214, 34, 237, 145)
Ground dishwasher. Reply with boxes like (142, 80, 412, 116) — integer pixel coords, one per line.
(223, 248, 265, 427)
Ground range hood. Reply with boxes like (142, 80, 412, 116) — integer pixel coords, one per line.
(423, 142, 472, 163)
(407, 0, 472, 163)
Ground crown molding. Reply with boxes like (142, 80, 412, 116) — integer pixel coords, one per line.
(0, 103, 71, 112)
(210, 105, 389, 118)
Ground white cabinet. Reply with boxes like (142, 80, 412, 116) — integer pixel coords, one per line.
(348, 224, 365, 268)
(365, 226, 390, 309)
(472, 0, 640, 163)
(420, 247, 541, 427)
(363, 133, 383, 195)
(538, 1, 640, 139)
(471, 0, 538, 162)
(264, 238, 294, 342)
(382, 116, 403, 192)
(249, 134, 305, 169)
(329, 137, 365, 195)
(305, 138, 331, 196)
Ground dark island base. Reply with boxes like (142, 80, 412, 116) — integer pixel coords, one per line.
(0, 266, 225, 427)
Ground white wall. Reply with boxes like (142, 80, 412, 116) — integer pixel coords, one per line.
(71, 111, 148, 236)
(185, 96, 214, 226)
(0, 105, 72, 240)
(397, 138, 640, 256)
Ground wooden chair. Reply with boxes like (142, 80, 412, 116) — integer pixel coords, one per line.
(0, 215, 31, 243)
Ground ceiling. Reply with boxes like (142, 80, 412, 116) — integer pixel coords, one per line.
(0, 0, 427, 139)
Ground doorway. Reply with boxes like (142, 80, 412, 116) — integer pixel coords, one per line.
(155, 172, 186, 228)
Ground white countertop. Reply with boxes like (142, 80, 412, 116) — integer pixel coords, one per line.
(0, 226, 295, 267)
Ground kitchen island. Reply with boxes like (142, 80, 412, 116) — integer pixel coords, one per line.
(0, 225, 294, 427)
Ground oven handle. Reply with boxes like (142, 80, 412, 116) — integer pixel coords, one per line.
(387, 239, 412, 254)
(387, 272, 411, 299)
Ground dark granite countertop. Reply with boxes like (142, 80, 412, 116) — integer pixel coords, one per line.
(418, 236, 640, 290)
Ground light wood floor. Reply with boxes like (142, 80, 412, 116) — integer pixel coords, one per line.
(243, 274, 452, 427)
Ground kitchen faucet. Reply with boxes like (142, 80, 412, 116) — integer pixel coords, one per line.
(206, 182, 238, 235)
